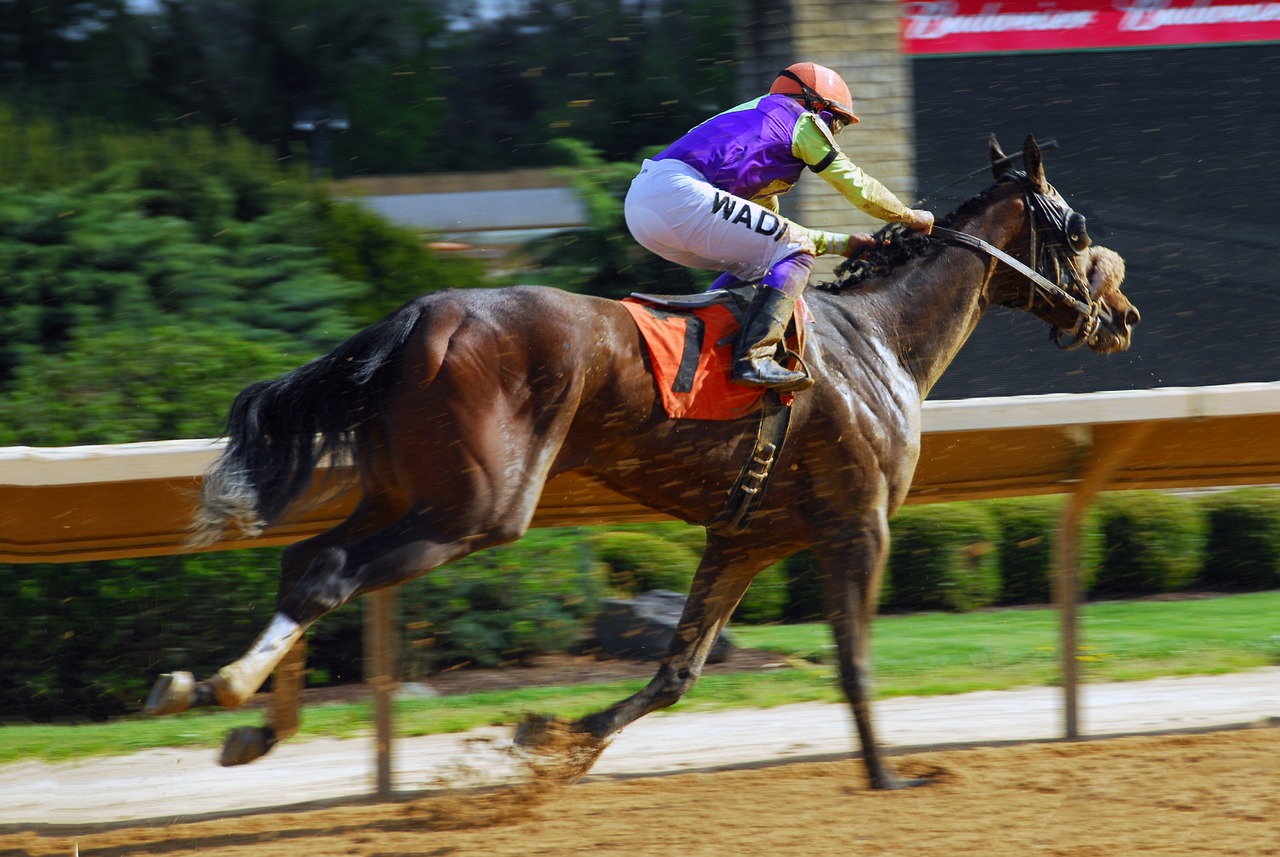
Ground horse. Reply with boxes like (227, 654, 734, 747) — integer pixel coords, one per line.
(145, 135, 1139, 790)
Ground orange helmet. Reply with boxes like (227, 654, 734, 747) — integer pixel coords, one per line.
(770, 62, 859, 127)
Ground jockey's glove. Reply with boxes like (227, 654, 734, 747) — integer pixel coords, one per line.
(842, 233, 880, 255)
(906, 208, 935, 234)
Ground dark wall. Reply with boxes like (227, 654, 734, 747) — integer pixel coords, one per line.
(913, 44, 1280, 399)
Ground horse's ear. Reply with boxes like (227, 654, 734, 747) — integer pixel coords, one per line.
(988, 134, 1006, 179)
(1023, 135, 1047, 190)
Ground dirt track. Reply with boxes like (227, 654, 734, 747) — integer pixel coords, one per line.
(8, 727, 1279, 856)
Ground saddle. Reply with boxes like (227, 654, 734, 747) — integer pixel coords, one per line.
(622, 283, 810, 532)
(621, 284, 810, 421)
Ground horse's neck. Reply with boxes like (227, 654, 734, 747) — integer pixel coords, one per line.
(870, 201, 1023, 398)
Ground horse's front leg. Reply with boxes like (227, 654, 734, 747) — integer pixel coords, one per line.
(516, 540, 765, 774)
(817, 522, 931, 790)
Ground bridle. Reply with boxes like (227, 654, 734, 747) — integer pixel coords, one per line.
(931, 170, 1111, 350)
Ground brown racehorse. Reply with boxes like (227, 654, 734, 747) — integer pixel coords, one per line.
(146, 135, 1139, 790)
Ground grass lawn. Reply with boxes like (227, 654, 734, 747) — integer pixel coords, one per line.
(3, 590, 1277, 766)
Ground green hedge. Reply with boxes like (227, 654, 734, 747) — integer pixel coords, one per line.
(986, 496, 1105, 605)
(734, 562, 789, 624)
(585, 522, 787, 624)
(782, 550, 825, 622)
(883, 504, 1001, 612)
(1092, 492, 1207, 597)
(0, 551, 279, 721)
(588, 529, 699, 596)
(1198, 488, 1280, 591)
(397, 530, 601, 677)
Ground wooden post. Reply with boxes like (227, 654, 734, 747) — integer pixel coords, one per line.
(1054, 421, 1156, 739)
(1056, 494, 1084, 739)
(270, 638, 307, 740)
(364, 588, 398, 798)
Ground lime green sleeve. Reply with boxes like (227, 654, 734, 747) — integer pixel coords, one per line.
(808, 229, 852, 256)
(793, 114, 915, 224)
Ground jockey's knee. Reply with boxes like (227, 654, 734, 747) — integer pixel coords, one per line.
(761, 252, 815, 296)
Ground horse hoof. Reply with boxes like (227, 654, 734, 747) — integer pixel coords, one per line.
(219, 726, 276, 767)
(145, 671, 195, 716)
(513, 713, 562, 750)
(512, 714, 609, 784)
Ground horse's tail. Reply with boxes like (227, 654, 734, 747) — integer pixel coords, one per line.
(190, 299, 428, 547)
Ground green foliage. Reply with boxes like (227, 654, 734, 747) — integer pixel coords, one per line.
(0, 550, 280, 720)
(312, 196, 485, 325)
(588, 529, 700, 596)
(640, 521, 707, 556)
(398, 530, 601, 675)
(1197, 488, 1280, 591)
(115, 0, 453, 172)
(734, 561, 789, 625)
(0, 325, 305, 445)
(1092, 492, 1208, 597)
(424, 0, 738, 169)
(885, 503, 1002, 612)
(0, 108, 289, 193)
(986, 496, 1104, 605)
(331, 53, 451, 176)
(783, 550, 826, 622)
(0, 127, 485, 443)
(572, 519, 784, 622)
(1, 0, 737, 176)
(0, 157, 358, 379)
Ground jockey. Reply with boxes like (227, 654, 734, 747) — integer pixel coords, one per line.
(625, 62, 935, 393)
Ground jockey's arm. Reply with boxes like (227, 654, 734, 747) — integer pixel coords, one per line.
(792, 114, 921, 225)
(749, 187, 852, 256)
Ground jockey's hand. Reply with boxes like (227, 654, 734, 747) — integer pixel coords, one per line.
(843, 233, 879, 255)
(906, 209, 935, 234)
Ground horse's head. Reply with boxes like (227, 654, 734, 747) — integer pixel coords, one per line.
(987, 135, 1140, 354)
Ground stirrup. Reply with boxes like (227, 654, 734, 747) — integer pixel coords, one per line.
(732, 357, 813, 393)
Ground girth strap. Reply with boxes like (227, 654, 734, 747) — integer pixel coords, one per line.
(703, 391, 793, 534)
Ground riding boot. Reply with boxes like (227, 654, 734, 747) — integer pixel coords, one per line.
(731, 286, 813, 392)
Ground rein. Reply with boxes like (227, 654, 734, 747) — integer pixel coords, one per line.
(929, 226, 1094, 317)
(929, 171, 1111, 349)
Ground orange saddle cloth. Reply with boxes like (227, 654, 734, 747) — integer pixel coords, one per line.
(621, 288, 809, 421)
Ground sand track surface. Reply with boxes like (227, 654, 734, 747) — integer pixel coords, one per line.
(8, 728, 1279, 856)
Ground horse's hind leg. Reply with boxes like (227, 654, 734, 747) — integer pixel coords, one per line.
(217, 511, 387, 765)
(145, 610, 307, 715)
(146, 493, 403, 726)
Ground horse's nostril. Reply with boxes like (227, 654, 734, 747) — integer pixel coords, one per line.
(1126, 308, 1141, 327)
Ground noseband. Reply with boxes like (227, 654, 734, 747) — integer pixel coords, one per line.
(932, 171, 1110, 350)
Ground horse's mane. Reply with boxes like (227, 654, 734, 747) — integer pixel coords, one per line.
(815, 184, 999, 293)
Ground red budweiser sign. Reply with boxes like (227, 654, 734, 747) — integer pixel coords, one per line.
(901, 0, 1280, 54)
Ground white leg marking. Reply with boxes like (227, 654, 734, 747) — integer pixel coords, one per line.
(213, 613, 306, 708)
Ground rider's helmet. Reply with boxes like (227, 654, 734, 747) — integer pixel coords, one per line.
(770, 62, 859, 131)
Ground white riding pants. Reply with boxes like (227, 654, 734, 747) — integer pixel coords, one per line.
(624, 159, 815, 281)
